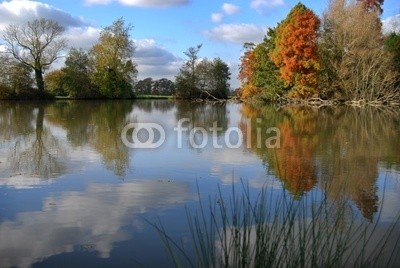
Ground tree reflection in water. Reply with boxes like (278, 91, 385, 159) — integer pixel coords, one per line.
(0, 103, 66, 179)
(240, 105, 318, 197)
(134, 99, 175, 113)
(240, 104, 400, 221)
(46, 100, 134, 177)
(174, 101, 229, 150)
(315, 107, 400, 221)
(175, 101, 229, 132)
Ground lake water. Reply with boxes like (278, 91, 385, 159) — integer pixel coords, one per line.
(0, 100, 399, 267)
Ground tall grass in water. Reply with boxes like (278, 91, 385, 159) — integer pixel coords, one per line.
(153, 180, 400, 268)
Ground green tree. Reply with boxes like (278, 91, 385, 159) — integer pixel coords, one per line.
(2, 18, 66, 92)
(44, 69, 66, 96)
(176, 44, 202, 99)
(176, 45, 230, 99)
(0, 54, 34, 99)
(238, 28, 285, 101)
(63, 48, 97, 98)
(209, 58, 231, 99)
(384, 32, 400, 74)
(196, 58, 214, 93)
(256, 28, 286, 101)
(153, 78, 175, 95)
(134, 78, 153, 95)
(134, 78, 175, 95)
(89, 18, 137, 98)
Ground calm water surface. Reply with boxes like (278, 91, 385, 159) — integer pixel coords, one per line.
(0, 100, 399, 267)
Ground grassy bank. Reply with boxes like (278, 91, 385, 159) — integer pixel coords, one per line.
(52, 94, 173, 100)
(153, 181, 400, 268)
(135, 95, 174, 99)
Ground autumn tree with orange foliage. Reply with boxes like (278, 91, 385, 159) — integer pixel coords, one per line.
(238, 43, 260, 99)
(238, 29, 285, 101)
(270, 3, 320, 98)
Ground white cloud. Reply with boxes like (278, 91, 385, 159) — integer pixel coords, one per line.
(204, 24, 266, 44)
(382, 14, 400, 34)
(63, 26, 101, 50)
(211, 3, 240, 23)
(0, 0, 88, 30)
(0, 0, 96, 54)
(250, 0, 284, 13)
(85, 0, 189, 7)
(211, 12, 224, 23)
(133, 39, 183, 80)
(222, 3, 240, 15)
(85, 0, 112, 4)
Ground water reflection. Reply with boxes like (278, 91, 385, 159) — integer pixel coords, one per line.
(0, 180, 191, 268)
(241, 105, 319, 197)
(134, 99, 175, 113)
(0, 103, 66, 180)
(174, 101, 230, 152)
(175, 101, 229, 133)
(0, 102, 36, 141)
(241, 104, 400, 220)
(46, 101, 133, 177)
(0, 100, 399, 267)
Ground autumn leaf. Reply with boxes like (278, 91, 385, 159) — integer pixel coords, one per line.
(270, 3, 321, 98)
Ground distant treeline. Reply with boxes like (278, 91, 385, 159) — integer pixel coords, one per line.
(0, 18, 231, 100)
(133, 78, 176, 96)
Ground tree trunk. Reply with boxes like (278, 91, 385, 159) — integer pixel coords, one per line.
(35, 68, 45, 92)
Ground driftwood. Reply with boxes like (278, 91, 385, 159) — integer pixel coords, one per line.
(194, 90, 239, 104)
(194, 91, 400, 107)
(271, 95, 339, 108)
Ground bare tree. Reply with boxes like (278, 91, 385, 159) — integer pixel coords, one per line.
(319, 0, 399, 105)
(2, 18, 66, 92)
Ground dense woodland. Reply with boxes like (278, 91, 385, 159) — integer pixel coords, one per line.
(0, 0, 399, 104)
(238, 0, 400, 105)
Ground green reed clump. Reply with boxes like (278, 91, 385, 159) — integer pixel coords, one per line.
(153, 180, 400, 268)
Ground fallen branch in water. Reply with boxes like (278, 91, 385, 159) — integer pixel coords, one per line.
(193, 90, 236, 104)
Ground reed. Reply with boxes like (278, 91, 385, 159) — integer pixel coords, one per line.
(152, 180, 400, 268)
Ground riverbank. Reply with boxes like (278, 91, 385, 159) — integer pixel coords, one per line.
(52, 94, 174, 100)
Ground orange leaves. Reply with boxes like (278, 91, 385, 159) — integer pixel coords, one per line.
(274, 118, 317, 195)
(240, 83, 261, 99)
(238, 3, 322, 100)
(238, 48, 256, 84)
(270, 3, 320, 98)
(238, 45, 264, 99)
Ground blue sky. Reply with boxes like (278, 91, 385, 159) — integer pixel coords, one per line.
(0, 0, 399, 88)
